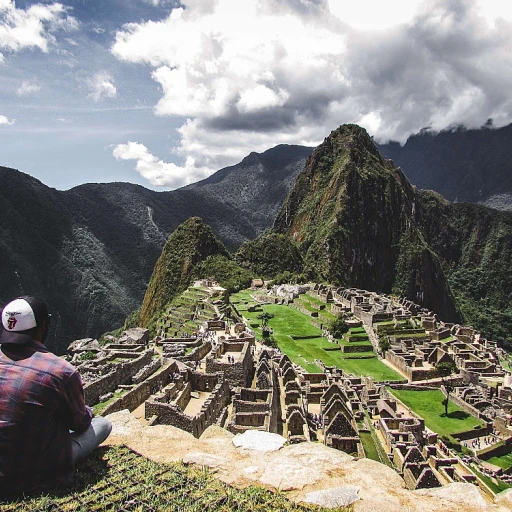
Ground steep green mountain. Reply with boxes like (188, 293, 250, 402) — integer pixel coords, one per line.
(138, 217, 230, 327)
(272, 125, 512, 344)
(0, 144, 308, 353)
(377, 123, 512, 210)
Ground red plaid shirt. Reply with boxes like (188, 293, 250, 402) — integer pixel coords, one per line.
(0, 340, 92, 495)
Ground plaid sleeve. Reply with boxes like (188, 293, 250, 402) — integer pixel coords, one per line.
(60, 370, 93, 433)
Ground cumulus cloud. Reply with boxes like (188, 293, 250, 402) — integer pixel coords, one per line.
(111, 0, 512, 186)
(0, 114, 14, 125)
(87, 71, 117, 102)
(17, 80, 41, 96)
(112, 141, 211, 188)
(0, 0, 78, 60)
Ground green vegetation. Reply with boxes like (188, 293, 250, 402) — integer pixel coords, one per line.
(92, 388, 127, 416)
(471, 466, 512, 493)
(236, 232, 303, 278)
(328, 314, 349, 338)
(486, 453, 512, 471)
(232, 291, 402, 380)
(359, 431, 380, 462)
(193, 254, 252, 293)
(387, 388, 484, 439)
(433, 362, 458, 415)
(0, 446, 347, 512)
(78, 351, 96, 361)
(153, 287, 217, 338)
(139, 217, 230, 327)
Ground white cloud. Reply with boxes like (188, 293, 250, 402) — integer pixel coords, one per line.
(111, 0, 512, 186)
(0, 114, 14, 125)
(87, 71, 117, 102)
(112, 141, 211, 188)
(0, 1, 78, 60)
(17, 80, 41, 96)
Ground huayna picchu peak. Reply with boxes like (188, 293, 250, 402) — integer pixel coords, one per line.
(271, 124, 512, 344)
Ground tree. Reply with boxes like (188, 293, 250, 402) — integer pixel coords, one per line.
(328, 314, 349, 339)
(257, 312, 274, 327)
(435, 362, 457, 416)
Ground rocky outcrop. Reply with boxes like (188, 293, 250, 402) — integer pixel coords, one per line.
(274, 124, 460, 322)
(105, 410, 510, 512)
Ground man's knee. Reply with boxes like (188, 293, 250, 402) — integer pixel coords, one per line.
(92, 416, 112, 444)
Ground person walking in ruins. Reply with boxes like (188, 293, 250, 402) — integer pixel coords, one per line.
(0, 296, 112, 496)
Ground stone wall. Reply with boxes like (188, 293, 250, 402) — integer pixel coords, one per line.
(182, 340, 212, 362)
(132, 358, 162, 384)
(175, 381, 192, 411)
(440, 385, 486, 420)
(205, 341, 253, 387)
(101, 361, 177, 416)
(84, 350, 154, 405)
(145, 375, 231, 438)
(341, 344, 373, 353)
(477, 437, 512, 460)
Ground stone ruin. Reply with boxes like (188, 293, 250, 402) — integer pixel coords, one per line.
(226, 355, 280, 434)
(145, 369, 231, 438)
(67, 282, 512, 494)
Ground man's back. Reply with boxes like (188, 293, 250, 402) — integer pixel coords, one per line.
(0, 341, 92, 494)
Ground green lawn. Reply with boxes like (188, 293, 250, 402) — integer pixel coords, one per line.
(232, 291, 402, 380)
(360, 431, 380, 461)
(487, 453, 512, 471)
(500, 358, 511, 372)
(387, 388, 484, 437)
(472, 466, 512, 493)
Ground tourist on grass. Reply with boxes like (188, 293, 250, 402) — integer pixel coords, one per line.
(0, 296, 112, 496)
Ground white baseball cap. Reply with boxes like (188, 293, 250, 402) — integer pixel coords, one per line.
(0, 296, 50, 344)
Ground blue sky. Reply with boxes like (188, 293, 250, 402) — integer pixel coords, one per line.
(1, 0, 512, 190)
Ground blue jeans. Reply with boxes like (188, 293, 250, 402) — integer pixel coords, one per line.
(70, 416, 112, 465)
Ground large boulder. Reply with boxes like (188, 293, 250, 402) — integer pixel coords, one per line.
(67, 337, 101, 354)
(118, 327, 149, 345)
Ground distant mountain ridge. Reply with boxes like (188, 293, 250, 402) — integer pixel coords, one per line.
(184, 144, 313, 234)
(377, 123, 512, 210)
(0, 145, 309, 353)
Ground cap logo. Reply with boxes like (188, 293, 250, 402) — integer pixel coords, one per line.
(5, 310, 22, 331)
(7, 315, 18, 330)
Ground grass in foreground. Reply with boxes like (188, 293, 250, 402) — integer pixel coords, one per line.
(387, 388, 484, 437)
(0, 446, 350, 512)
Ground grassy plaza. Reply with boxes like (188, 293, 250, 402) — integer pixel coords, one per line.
(231, 290, 402, 380)
(386, 388, 484, 437)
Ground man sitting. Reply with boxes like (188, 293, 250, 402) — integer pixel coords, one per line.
(0, 296, 112, 495)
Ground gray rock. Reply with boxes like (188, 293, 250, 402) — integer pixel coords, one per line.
(304, 486, 360, 508)
(118, 327, 149, 345)
(67, 337, 100, 354)
(232, 430, 286, 452)
(414, 482, 488, 509)
(495, 488, 512, 509)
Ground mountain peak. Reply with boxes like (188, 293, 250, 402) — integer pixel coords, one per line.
(138, 217, 229, 327)
(273, 123, 459, 322)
